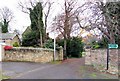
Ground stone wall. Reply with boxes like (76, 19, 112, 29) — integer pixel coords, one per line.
(85, 49, 119, 75)
(3, 47, 63, 63)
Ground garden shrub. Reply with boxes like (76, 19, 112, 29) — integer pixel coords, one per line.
(22, 31, 39, 47)
(44, 39, 59, 49)
(13, 42, 19, 47)
(57, 37, 84, 58)
(90, 41, 100, 49)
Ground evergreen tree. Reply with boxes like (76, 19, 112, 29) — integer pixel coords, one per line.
(0, 7, 14, 33)
(29, 2, 45, 47)
(2, 19, 8, 33)
(22, 2, 45, 47)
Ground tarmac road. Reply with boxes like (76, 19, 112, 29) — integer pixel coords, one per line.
(2, 58, 118, 79)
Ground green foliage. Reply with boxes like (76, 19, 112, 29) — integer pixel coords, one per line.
(29, 2, 45, 42)
(44, 39, 54, 49)
(13, 42, 19, 47)
(0, 74, 10, 80)
(22, 31, 39, 47)
(30, 2, 44, 31)
(97, 36, 109, 48)
(57, 37, 84, 58)
(44, 39, 59, 49)
(57, 39, 64, 48)
(67, 37, 84, 57)
(98, 36, 120, 49)
(90, 41, 100, 49)
(1, 19, 8, 33)
(0, 22, 2, 27)
(22, 2, 45, 47)
(93, 44, 100, 49)
(50, 60, 62, 64)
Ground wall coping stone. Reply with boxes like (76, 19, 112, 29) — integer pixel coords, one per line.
(11, 47, 54, 51)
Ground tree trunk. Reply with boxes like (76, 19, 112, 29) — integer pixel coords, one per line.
(109, 34, 115, 44)
(38, 17, 43, 47)
(44, 19, 47, 42)
(64, 38, 67, 60)
(40, 30, 43, 47)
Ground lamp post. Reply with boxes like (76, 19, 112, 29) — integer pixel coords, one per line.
(53, 27, 56, 61)
(53, 35, 56, 61)
(53, 16, 57, 61)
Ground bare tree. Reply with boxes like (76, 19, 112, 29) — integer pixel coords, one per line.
(79, 1, 120, 44)
(0, 7, 14, 33)
(18, 0, 54, 32)
(51, 0, 88, 59)
(43, 0, 54, 41)
(76, 1, 120, 44)
(97, 1, 120, 44)
(0, 7, 14, 22)
(13, 29, 20, 35)
(18, 0, 37, 14)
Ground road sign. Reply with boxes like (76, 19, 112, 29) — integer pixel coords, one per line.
(108, 44, 118, 49)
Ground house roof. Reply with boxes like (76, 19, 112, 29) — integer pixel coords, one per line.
(0, 33, 17, 40)
(22, 26, 31, 36)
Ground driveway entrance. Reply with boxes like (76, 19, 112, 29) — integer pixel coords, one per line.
(2, 58, 118, 79)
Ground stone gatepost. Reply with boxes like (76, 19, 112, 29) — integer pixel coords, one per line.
(0, 45, 5, 61)
(2, 45, 4, 61)
(59, 46, 63, 61)
(85, 49, 92, 65)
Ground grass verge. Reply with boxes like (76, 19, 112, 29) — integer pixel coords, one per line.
(0, 74, 10, 80)
(50, 61, 62, 64)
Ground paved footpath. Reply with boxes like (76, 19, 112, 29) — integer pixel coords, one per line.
(2, 58, 118, 79)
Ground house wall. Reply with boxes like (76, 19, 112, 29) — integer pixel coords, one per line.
(4, 39, 11, 46)
(11, 36, 20, 46)
(3, 47, 63, 63)
(85, 49, 119, 75)
(3, 35, 20, 46)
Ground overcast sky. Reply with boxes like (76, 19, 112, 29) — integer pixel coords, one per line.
(0, 0, 31, 33)
(0, 0, 67, 33)
(0, 0, 86, 38)
(0, 0, 117, 33)
(0, 0, 111, 38)
(0, 0, 66, 31)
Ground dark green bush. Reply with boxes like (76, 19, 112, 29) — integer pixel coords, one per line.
(44, 39, 54, 49)
(44, 39, 59, 49)
(57, 37, 84, 58)
(22, 31, 39, 47)
(67, 37, 84, 58)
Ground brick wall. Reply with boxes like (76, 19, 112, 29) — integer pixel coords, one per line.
(3, 47, 63, 63)
(85, 49, 119, 75)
